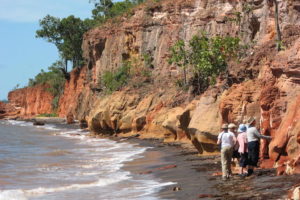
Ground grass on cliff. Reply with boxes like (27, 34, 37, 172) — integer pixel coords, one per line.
(101, 56, 153, 93)
(102, 62, 131, 93)
(36, 113, 59, 118)
(91, 0, 146, 25)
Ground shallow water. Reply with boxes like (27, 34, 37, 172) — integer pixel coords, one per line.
(0, 120, 174, 200)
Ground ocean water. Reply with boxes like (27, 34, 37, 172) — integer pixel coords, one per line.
(0, 120, 175, 200)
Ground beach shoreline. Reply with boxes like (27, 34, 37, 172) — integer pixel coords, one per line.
(122, 137, 300, 200)
(3, 119, 300, 200)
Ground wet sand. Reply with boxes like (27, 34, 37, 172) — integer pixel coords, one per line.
(122, 138, 300, 200)
(123, 138, 219, 199)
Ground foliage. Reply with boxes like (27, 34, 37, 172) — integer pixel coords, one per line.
(242, 2, 254, 14)
(174, 79, 188, 91)
(169, 33, 240, 94)
(36, 113, 59, 117)
(169, 40, 189, 85)
(36, 15, 94, 70)
(90, 0, 146, 23)
(12, 84, 20, 91)
(224, 12, 242, 25)
(28, 61, 66, 110)
(102, 62, 131, 93)
(142, 53, 154, 69)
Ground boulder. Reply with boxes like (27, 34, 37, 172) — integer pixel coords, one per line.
(33, 121, 45, 126)
(66, 112, 75, 124)
(79, 119, 88, 129)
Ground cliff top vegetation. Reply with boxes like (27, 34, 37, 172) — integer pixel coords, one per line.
(29, 0, 149, 111)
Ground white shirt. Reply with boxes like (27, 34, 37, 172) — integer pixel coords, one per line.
(218, 131, 236, 148)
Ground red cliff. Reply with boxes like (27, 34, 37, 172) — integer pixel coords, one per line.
(8, 84, 53, 118)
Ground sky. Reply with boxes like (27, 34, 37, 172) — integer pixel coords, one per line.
(0, 0, 95, 100)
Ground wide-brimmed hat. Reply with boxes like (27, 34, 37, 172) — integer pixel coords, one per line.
(228, 123, 237, 129)
(247, 117, 256, 125)
(221, 124, 228, 129)
(238, 124, 247, 132)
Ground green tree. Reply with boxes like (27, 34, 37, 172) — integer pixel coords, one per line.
(90, 0, 146, 22)
(168, 40, 189, 86)
(109, 1, 135, 17)
(90, 0, 114, 20)
(36, 15, 92, 71)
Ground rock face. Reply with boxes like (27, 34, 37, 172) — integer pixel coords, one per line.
(8, 84, 53, 118)
(5, 0, 300, 174)
(0, 101, 20, 119)
(58, 67, 88, 118)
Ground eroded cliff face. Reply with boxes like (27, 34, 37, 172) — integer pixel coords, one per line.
(58, 67, 89, 118)
(0, 102, 18, 119)
(6, 0, 300, 174)
(78, 0, 300, 174)
(8, 84, 53, 118)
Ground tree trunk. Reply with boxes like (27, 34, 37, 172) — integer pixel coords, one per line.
(183, 67, 187, 86)
(64, 59, 68, 73)
(274, 0, 282, 51)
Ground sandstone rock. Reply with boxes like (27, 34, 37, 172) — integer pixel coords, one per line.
(269, 95, 300, 174)
(0, 101, 24, 119)
(33, 121, 45, 126)
(58, 67, 87, 118)
(161, 107, 184, 140)
(66, 112, 75, 124)
(288, 185, 300, 200)
(8, 84, 53, 118)
(187, 89, 221, 154)
(79, 119, 88, 129)
(293, 187, 300, 200)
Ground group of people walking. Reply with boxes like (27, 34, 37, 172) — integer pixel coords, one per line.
(217, 117, 272, 180)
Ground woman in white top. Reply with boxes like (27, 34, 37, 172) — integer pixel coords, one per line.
(217, 124, 237, 180)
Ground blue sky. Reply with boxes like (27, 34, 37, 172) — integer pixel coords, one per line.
(0, 0, 95, 100)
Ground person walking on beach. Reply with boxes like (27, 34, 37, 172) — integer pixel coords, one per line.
(237, 124, 248, 176)
(217, 124, 237, 180)
(246, 117, 272, 176)
(229, 123, 240, 162)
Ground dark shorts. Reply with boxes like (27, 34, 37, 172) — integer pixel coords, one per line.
(248, 141, 260, 167)
(239, 152, 248, 167)
(232, 150, 241, 159)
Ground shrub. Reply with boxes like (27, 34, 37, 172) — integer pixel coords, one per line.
(102, 62, 131, 93)
(169, 33, 240, 94)
(91, 0, 146, 24)
(142, 53, 154, 69)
